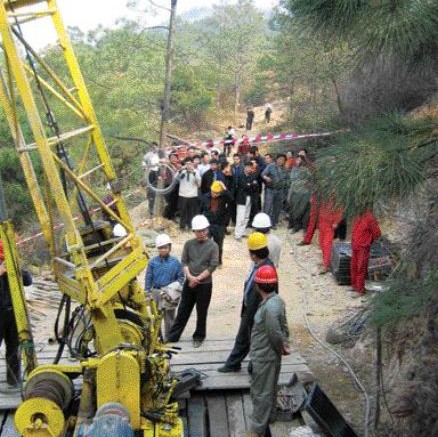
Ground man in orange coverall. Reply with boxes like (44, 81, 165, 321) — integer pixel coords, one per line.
(318, 198, 343, 274)
(350, 211, 381, 296)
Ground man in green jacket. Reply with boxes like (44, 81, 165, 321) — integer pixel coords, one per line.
(246, 265, 290, 437)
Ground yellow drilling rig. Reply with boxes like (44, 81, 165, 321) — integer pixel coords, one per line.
(0, 1, 183, 435)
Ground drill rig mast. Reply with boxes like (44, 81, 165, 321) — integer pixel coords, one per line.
(0, 1, 182, 435)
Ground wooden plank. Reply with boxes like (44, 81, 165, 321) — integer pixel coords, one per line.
(1, 411, 20, 437)
(174, 364, 313, 391)
(205, 392, 230, 437)
(187, 393, 208, 437)
(0, 383, 21, 410)
(226, 393, 246, 437)
(171, 350, 305, 366)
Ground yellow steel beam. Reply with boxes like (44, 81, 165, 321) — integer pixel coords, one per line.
(0, 68, 54, 250)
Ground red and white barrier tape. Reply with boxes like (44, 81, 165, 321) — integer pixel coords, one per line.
(178, 129, 345, 149)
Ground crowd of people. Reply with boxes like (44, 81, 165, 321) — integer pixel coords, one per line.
(142, 136, 382, 436)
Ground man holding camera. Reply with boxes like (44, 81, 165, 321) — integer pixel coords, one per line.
(178, 157, 201, 231)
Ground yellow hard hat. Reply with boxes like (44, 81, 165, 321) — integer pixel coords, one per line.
(211, 181, 224, 193)
(247, 232, 268, 251)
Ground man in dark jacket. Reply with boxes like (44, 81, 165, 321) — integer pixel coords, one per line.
(234, 162, 259, 240)
(0, 241, 32, 387)
(200, 181, 232, 266)
(200, 159, 225, 195)
(218, 232, 275, 372)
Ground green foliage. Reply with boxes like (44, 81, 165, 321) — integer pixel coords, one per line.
(371, 269, 437, 328)
(315, 114, 437, 217)
(176, 0, 268, 113)
(0, 146, 40, 227)
(283, 0, 438, 61)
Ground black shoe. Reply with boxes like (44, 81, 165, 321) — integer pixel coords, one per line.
(247, 361, 253, 374)
(193, 340, 203, 348)
(217, 364, 241, 373)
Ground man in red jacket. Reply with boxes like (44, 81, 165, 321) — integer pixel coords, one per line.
(350, 211, 381, 296)
(318, 198, 343, 274)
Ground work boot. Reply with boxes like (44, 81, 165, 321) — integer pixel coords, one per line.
(217, 364, 241, 373)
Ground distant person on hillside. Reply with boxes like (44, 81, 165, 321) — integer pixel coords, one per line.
(246, 107, 255, 130)
(264, 103, 273, 123)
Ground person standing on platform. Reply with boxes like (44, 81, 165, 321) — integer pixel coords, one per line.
(246, 265, 290, 437)
(217, 233, 275, 373)
(166, 215, 219, 348)
(350, 210, 381, 297)
(145, 234, 185, 338)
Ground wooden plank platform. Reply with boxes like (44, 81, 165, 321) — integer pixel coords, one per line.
(1, 339, 312, 436)
(171, 339, 314, 391)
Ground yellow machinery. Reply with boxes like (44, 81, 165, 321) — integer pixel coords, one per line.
(0, 1, 183, 435)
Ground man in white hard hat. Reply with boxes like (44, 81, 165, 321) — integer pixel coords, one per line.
(252, 213, 282, 267)
(166, 215, 219, 348)
(145, 234, 184, 338)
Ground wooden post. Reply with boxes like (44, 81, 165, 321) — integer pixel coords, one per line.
(155, 0, 177, 217)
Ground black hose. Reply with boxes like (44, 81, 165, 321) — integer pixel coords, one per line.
(53, 294, 71, 364)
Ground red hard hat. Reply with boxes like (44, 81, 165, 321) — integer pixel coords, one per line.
(255, 265, 278, 284)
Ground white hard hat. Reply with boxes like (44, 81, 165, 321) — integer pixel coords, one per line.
(252, 212, 272, 229)
(113, 223, 127, 237)
(191, 215, 210, 231)
(155, 233, 172, 248)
